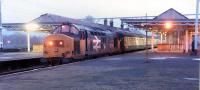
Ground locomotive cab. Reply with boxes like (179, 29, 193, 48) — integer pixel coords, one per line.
(44, 34, 74, 59)
(43, 24, 87, 64)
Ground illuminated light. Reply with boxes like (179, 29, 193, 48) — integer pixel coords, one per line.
(141, 23, 145, 27)
(25, 23, 39, 31)
(61, 25, 66, 29)
(59, 41, 63, 45)
(48, 41, 53, 46)
(165, 22, 172, 29)
(7, 40, 11, 44)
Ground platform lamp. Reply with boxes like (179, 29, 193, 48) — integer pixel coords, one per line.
(164, 21, 173, 39)
(25, 23, 39, 52)
(143, 13, 150, 63)
(164, 22, 172, 30)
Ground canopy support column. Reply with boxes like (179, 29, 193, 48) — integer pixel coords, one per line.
(151, 31, 154, 52)
(185, 30, 189, 53)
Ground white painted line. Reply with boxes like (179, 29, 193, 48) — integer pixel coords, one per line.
(168, 57, 180, 59)
(193, 58, 200, 61)
(103, 57, 122, 60)
(149, 57, 167, 60)
(149, 57, 180, 60)
(184, 78, 199, 81)
(0, 57, 12, 59)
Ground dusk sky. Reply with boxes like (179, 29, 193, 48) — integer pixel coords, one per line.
(2, 0, 196, 23)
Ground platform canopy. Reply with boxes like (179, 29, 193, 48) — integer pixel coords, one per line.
(121, 8, 197, 32)
(29, 13, 120, 32)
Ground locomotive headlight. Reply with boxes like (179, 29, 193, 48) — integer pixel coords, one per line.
(48, 41, 53, 46)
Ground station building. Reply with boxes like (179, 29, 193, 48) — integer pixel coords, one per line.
(121, 8, 199, 53)
(4, 8, 199, 54)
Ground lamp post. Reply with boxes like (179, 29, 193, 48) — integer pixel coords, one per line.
(0, 0, 3, 51)
(145, 13, 149, 63)
(194, 0, 199, 55)
(25, 23, 39, 52)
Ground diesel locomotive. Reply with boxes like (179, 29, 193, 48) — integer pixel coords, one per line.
(43, 22, 158, 64)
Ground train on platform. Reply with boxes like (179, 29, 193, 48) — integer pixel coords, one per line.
(43, 22, 159, 64)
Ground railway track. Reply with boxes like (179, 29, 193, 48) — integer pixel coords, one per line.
(0, 50, 146, 76)
(0, 65, 46, 76)
(0, 58, 83, 76)
(0, 58, 45, 76)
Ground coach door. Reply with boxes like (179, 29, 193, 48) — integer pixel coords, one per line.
(79, 30, 86, 55)
(114, 37, 118, 48)
(120, 37, 125, 51)
(74, 40, 80, 55)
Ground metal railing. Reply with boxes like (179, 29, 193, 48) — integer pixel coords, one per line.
(157, 44, 184, 53)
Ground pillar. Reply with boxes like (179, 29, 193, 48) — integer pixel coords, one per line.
(160, 32, 163, 44)
(151, 31, 154, 52)
(194, 0, 199, 55)
(177, 31, 180, 45)
(104, 19, 107, 26)
(165, 33, 167, 43)
(185, 30, 189, 53)
(27, 32, 30, 52)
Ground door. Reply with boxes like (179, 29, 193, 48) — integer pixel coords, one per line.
(74, 40, 80, 54)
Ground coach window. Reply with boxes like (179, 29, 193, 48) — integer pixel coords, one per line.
(97, 32, 100, 36)
(79, 30, 85, 39)
(94, 32, 97, 35)
(114, 38, 118, 48)
(61, 25, 70, 33)
(90, 32, 94, 35)
(71, 26, 79, 35)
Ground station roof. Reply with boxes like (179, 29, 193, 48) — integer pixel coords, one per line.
(153, 8, 189, 21)
(30, 13, 119, 31)
(121, 8, 197, 31)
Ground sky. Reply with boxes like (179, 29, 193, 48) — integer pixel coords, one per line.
(2, 0, 196, 23)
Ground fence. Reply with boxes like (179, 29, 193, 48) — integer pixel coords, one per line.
(157, 44, 184, 53)
(32, 44, 43, 53)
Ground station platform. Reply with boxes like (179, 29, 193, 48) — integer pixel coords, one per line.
(0, 51, 198, 90)
(0, 52, 42, 62)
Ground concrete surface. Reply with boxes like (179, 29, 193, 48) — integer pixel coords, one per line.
(0, 51, 198, 90)
(0, 52, 42, 62)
